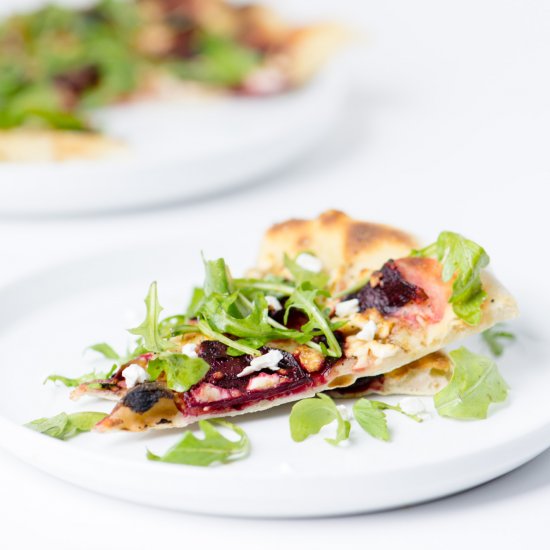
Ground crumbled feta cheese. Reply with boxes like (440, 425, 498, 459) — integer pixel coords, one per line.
(400, 397, 426, 416)
(335, 298, 359, 317)
(368, 340, 398, 360)
(265, 295, 283, 312)
(122, 364, 150, 389)
(247, 373, 280, 391)
(356, 320, 377, 341)
(237, 349, 283, 378)
(296, 252, 323, 273)
(181, 342, 198, 358)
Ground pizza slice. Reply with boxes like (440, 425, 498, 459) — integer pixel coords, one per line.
(65, 211, 517, 432)
(0, 0, 346, 161)
(327, 351, 452, 398)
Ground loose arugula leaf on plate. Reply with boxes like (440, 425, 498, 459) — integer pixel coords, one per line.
(353, 399, 423, 442)
(129, 282, 173, 353)
(147, 353, 210, 392)
(25, 411, 107, 440)
(353, 399, 390, 441)
(412, 231, 490, 325)
(146, 420, 249, 466)
(434, 347, 508, 420)
(284, 253, 329, 289)
(289, 393, 350, 446)
(482, 324, 516, 357)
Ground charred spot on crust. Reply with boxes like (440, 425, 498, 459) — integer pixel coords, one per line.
(349, 260, 428, 315)
(121, 383, 174, 414)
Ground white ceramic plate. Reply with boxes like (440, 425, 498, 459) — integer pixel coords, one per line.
(0, 241, 546, 518)
(0, 45, 346, 215)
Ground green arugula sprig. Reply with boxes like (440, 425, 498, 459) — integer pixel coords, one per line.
(434, 347, 508, 420)
(289, 393, 351, 445)
(45, 342, 121, 387)
(191, 254, 342, 357)
(148, 353, 210, 393)
(129, 281, 175, 353)
(412, 231, 490, 325)
(289, 394, 423, 446)
(482, 324, 516, 357)
(353, 399, 422, 441)
(26, 411, 107, 440)
(147, 420, 249, 466)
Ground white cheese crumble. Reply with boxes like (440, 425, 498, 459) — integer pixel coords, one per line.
(295, 252, 323, 273)
(123, 364, 150, 389)
(335, 298, 359, 317)
(237, 349, 284, 378)
(181, 342, 198, 358)
(356, 320, 377, 341)
(399, 397, 426, 416)
(265, 295, 283, 312)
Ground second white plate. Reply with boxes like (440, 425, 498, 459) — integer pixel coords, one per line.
(0, 65, 346, 216)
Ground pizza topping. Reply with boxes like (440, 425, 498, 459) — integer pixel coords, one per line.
(335, 298, 359, 317)
(350, 260, 428, 315)
(236, 349, 283, 378)
(181, 342, 198, 357)
(123, 364, 151, 388)
(356, 320, 377, 341)
(265, 295, 283, 313)
(412, 231, 490, 325)
(295, 253, 323, 273)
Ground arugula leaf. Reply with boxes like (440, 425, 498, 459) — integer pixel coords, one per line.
(25, 411, 107, 440)
(146, 420, 249, 466)
(353, 399, 390, 441)
(129, 282, 172, 353)
(412, 231, 490, 325)
(434, 347, 508, 420)
(284, 253, 329, 289)
(203, 257, 234, 296)
(44, 364, 117, 388)
(147, 353, 209, 392)
(88, 342, 120, 361)
(200, 291, 304, 344)
(284, 283, 342, 357)
(353, 399, 422, 442)
(196, 319, 261, 356)
(185, 287, 205, 320)
(167, 33, 261, 87)
(482, 324, 516, 357)
(289, 393, 350, 445)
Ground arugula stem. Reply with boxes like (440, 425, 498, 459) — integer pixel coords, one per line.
(197, 320, 261, 357)
(233, 279, 295, 296)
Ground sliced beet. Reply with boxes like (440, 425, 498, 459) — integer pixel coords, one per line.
(349, 260, 428, 315)
(179, 341, 313, 414)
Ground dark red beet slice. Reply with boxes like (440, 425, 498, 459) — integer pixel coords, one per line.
(179, 341, 313, 414)
(349, 260, 428, 315)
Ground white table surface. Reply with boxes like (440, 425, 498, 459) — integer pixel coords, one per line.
(1, 0, 549, 547)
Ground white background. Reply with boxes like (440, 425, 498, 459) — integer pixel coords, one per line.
(0, 0, 549, 548)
